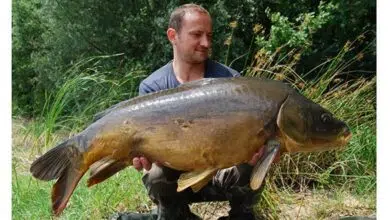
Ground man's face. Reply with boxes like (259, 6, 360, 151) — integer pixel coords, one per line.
(174, 12, 212, 64)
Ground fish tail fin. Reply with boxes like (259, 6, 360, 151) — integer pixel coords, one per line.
(30, 137, 86, 216)
(52, 165, 87, 216)
(30, 137, 83, 181)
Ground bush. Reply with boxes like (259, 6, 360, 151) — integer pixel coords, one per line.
(12, 0, 375, 117)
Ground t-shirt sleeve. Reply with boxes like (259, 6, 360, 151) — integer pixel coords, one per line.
(138, 81, 156, 96)
(231, 69, 241, 77)
(138, 62, 176, 96)
(206, 59, 241, 78)
(225, 64, 241, 77)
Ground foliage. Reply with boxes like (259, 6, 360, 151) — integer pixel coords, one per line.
(255, 2, 338, 56)
(12, 0, 47, 115)
(12, 0, 375, 117)
(39, 55, 146, 147)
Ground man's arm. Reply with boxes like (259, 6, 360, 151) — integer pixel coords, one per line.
(139, 81, 156, 96)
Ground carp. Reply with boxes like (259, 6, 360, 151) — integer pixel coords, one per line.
(30, 77, 352, 215)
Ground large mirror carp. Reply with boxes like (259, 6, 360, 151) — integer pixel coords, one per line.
(30, 77, 352, 215)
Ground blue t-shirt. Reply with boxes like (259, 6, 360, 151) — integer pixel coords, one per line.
(139, 59, 240, 95)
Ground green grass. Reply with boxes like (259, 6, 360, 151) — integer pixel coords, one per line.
(12, 159, 150, 220)
(21, 55, 146, 155)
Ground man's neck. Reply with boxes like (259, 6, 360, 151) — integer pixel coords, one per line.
(172, 58, 206, 83)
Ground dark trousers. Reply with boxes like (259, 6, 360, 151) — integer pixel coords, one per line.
(142, 164, 264, 219)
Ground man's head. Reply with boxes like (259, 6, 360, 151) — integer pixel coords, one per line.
(167, 4, 212, 64)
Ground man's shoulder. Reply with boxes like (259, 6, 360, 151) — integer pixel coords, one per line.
(142, 62, 173, 85)
(139, 61, 177, 95)
(206, 59, 241, 77)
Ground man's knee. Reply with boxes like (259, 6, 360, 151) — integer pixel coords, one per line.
(212, 164, 266, 201)
(142, 164, 263, 204)
(213, 164, 253, 189)
(142, 164, 182, 200)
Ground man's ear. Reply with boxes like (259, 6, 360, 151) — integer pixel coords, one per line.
(167, 28, 177, 44)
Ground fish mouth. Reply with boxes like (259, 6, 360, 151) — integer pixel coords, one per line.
(341, 131, 352, 144)
(304, 128, 352, 152)
(339, 126, 352, 143)
(315, 126, 352, 144)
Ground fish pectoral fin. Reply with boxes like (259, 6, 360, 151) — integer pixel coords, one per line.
(177, 168, 217, 192)
(190, 173, 215, 193)
(250, 140, 281, 190)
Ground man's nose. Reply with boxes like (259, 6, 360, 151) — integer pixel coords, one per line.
(200, 35, 211, 48)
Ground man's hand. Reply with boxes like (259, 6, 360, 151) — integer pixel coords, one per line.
(133, 157, 152, 171)
(248, 146, 280, 166)
(133, 157, 163, 171)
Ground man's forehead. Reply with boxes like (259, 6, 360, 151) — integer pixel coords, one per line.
(181, 11, 212, 30)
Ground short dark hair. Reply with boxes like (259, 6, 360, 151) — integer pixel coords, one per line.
(168, 3, 210, 33)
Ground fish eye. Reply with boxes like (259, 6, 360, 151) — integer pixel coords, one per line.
(321, 113, 332, 123)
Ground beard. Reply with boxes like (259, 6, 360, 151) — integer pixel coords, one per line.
(186, 50, 209, 64)
(175, 41, 210, 64)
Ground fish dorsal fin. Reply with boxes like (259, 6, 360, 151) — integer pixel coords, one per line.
(177, 168, 217, 192)
(250, 140, 280, 190)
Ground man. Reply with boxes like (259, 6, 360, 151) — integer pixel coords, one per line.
(115, 4, 276, 220)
